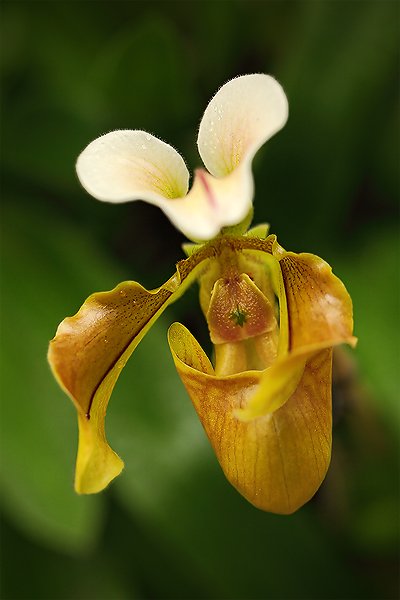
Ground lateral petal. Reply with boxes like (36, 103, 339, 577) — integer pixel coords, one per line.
(275, 250, 357, 350)
(48, 245, 212, 493)
(168, 323, 332, 514)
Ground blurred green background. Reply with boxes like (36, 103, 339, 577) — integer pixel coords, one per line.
(1, 1, 399, 599)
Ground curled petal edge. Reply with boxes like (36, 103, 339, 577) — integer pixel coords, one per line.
(236, 336, 357, 421)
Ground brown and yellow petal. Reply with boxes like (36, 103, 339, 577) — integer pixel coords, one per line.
(48, 244, 213, 494)
(273, 245, 356, 351)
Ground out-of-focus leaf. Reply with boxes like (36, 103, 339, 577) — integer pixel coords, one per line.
(86, 15, 195, 132)
(335, 228, 399, 431)
(1, 7, 196, 198)
(261, 0, 398, 249)
(0, 202, 126, 552)
(1, 511, 137, 600)
(1, 108, 93, 195)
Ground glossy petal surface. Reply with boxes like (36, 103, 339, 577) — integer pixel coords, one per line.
(169, 323, 333, 514)
(277, 251, 356, 350)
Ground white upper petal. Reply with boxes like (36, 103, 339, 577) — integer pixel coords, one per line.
(76, 130, 189, 203)
(198, 74, 288, 177)
(76, 74, 288, 242)
(159, 166, 254, 241)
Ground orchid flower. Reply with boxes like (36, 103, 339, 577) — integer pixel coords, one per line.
(48, 74, 356, 514)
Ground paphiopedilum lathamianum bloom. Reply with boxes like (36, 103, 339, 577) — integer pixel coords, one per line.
(48, 74, 356, 514)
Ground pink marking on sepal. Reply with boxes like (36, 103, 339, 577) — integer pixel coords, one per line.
(196, 169, 217, 209)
